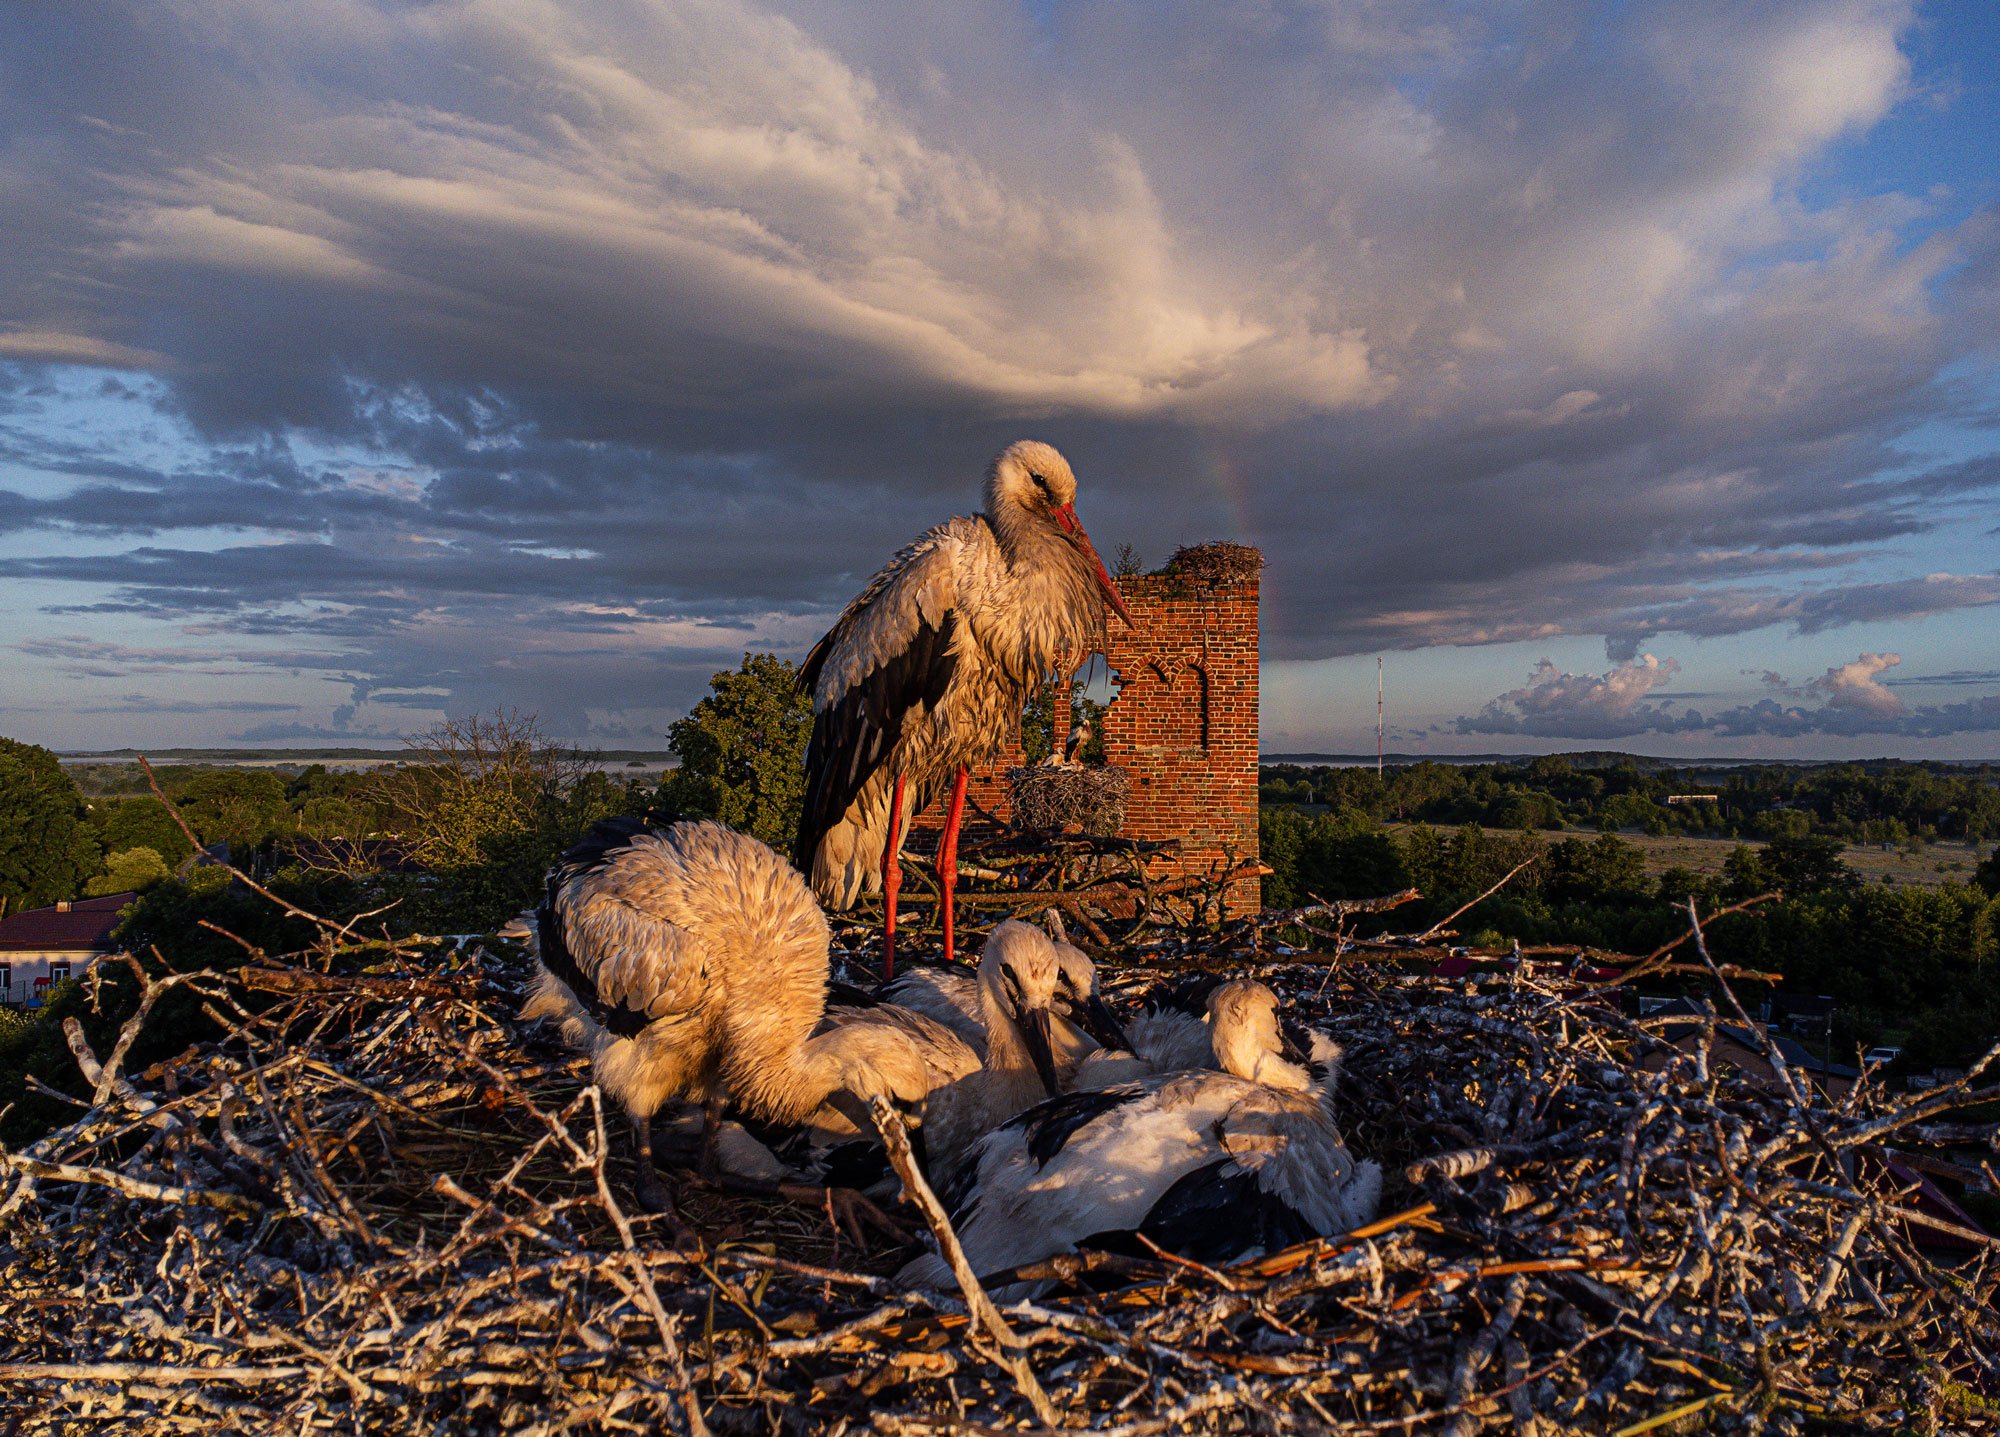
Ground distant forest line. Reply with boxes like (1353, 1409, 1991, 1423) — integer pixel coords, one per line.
(1257, 755, 2000, 1078)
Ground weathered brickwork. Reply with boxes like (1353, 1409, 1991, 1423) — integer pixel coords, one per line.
(1096, 562, 1262, 914)
(910, 546, 1262, 917)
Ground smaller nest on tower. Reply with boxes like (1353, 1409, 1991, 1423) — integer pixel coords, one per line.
(1007, 762, 1130, 836)
(1159, 541, 1263, 585)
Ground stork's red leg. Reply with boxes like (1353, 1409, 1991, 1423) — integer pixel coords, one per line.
(938, 765, 969, 965)
(881, 772, 906, 980)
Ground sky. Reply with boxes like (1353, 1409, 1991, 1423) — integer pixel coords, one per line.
(1, 0, 1997, 759)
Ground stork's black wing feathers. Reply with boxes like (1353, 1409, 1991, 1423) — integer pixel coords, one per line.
(530, 817, 658, 1040)
(1012, 1087, 1145, 1167)
(553, 816, 653, 881)
(824, 978, 883, 1009)
(1131, 1156, 1318, 1265)
(1149, 971, 1228, 1017)
(794, 607, 959, 871)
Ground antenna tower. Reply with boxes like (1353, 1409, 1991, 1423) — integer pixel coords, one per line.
(1376, 656, 1384, 778)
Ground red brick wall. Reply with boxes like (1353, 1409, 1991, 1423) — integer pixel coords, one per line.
(1098, 565, 1262, 915)
(910, 549, 1262, 918)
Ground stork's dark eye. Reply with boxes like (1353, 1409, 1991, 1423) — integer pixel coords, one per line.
(1029, 471, 1051, 495)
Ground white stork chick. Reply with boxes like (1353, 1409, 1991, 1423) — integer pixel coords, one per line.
(720, 920, 1073, 1190)
(1066, 972, 1221, 1090)
(1067, 972, 1348, 1091)
(795, 440, 1134, 973)
(877, 935, 1129, 1069)
(900, 980, 1381, 1293)
(908, 920, 1080, 1184)
(517, 817, 979, 1218)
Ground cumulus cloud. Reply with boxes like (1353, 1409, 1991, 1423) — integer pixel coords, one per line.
(1458, 655, 1691, 738)
(0, 0, 1996, 741)
(1457, 650, 2000, 740)
(1805, 651, 1904, 715)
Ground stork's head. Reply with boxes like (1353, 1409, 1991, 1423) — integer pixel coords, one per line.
(985, 439, 1135, 627)
(1207, 980, 1312, 1092)
(980, 919, 1067, 1096)
(1050, 938, 1133, 1054)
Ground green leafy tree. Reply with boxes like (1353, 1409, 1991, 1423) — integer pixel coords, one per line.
(1975, 845, 2000, 898)
(372, 711, 589, 872)
(656, 653, 814, 850)
(1598, 790, 1666, 835)
(1721, 843, 1769, 900)
(1656, 865, 1716, 908)
(174, 770, 288, 853)
(361, 710, 639, 931)
(1762, 834, 1860, 894)
(92, 797, 194, 865)
(1295, 808, 1409, 900)
(85, 846, 170, 897)
(1488, 789, 1564, 831)
(1258, 807, 1310, 908)
(0, 736, 100, 911)
(1544, 834, 1647, 905)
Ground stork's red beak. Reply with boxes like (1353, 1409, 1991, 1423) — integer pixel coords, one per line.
(1053, 503, 1135, 628)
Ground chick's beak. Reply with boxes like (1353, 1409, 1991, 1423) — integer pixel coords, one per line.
(1020, 1005, 1063, 1097)
(1080, 992, 1134, 1054)
(1053, 502, 1136, 628)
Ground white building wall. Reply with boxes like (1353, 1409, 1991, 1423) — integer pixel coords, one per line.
(0, 951, 100, 1008)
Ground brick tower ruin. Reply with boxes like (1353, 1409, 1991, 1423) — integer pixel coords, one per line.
(909, 542, 1263, 918)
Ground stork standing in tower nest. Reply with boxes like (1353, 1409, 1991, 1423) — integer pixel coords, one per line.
(796, 440, 1134, 974)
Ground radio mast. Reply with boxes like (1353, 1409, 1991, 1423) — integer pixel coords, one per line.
(1376, 656, 1384, 778)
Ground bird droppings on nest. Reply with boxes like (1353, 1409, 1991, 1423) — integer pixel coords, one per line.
(4, 885, 1998, 1436)
(1156, 541, 1264, 586)
(1006, 761, 1130, 836)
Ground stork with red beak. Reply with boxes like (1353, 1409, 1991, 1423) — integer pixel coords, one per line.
(796, 440, 1134, 973)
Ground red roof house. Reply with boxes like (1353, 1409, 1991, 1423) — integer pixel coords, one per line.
(0, 893, 134, 1007)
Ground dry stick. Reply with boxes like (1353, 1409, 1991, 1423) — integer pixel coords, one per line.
(1414, 858, 1536, 942)
(1605, 890, 1784, 988)
(0, 1153, 260, 1217)
(580, 1087, 711, 1437)
(138, 754, 346, 939)
(868, 1095, 1062, 1428)
(82, 956, 200, 1107)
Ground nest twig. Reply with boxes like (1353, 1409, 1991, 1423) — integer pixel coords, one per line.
(3, 878, 1998, 1434)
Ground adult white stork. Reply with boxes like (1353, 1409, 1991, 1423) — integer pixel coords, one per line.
(516, 817, 986, 1225)
(900, 980, 1382, 1294)
(795, 440, 1134, 973)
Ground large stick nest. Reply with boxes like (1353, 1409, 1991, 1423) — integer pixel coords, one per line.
(1006, 762, 1130, 836)
(1157, 542, 1263, 586)
(2, 893, 1997, 1435)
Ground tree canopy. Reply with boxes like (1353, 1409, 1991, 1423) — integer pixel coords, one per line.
(0, 737, 100, 912)
(656, 653, 814, 851)
(85, 846, 171, 897)
(92, 796, 195, 865)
